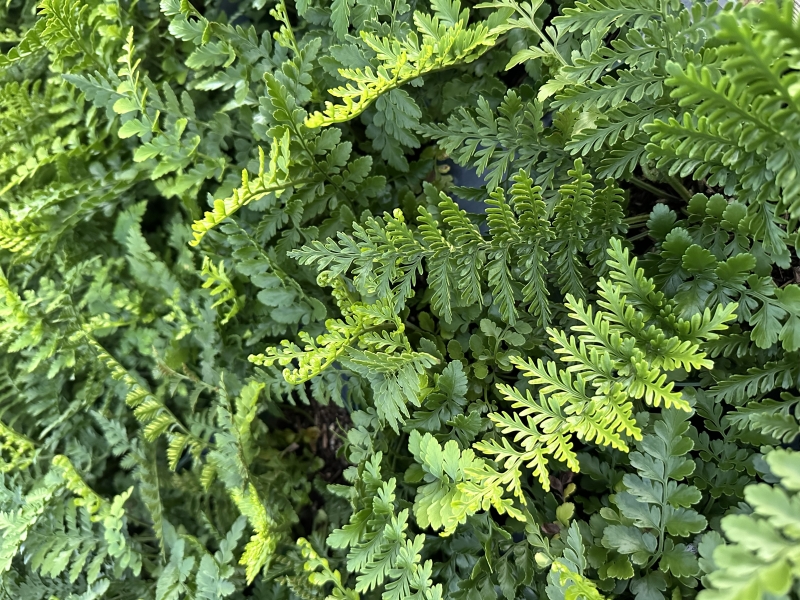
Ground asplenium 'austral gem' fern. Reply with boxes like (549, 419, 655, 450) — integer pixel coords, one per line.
(1, 0, 799, 598)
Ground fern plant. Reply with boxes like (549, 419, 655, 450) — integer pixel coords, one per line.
(646, 0, 800, 265)
(0, 0, 798, 599)
(477, 239, 735, 494)
(699, 449, 800, 600)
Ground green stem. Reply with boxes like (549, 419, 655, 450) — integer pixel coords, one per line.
(623, 214, 652, 230)
(702, 495, 716, 516)
(623, 214, 652, 225)
(664, 174, 692, 202)
(629, 177, 679, 200)
(627, 230, 652, 242)
(645, 471, 669, 570)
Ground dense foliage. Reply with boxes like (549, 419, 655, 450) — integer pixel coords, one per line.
(1, 0, 799, 598)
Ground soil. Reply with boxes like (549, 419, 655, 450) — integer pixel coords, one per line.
(310, 399, 352, 483)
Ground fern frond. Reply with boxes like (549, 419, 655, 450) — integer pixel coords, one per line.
(232, 483, 278, 584)
(555, 0, 660, 34)
(306, 2, 500, 128)
(200, 256, 244, 325)
(510, 170, 552, 326)
(190, 141, 313, 246)
(486, 189, 520, 324)
(552, 159, 593, 299)
(711, 359, 800, 405)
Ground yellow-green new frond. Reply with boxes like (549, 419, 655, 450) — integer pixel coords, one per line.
(0, 420, 35, 473)
(409, 430, 519, 535)
(298, 537, 359, 600)
(190, 138, 312, 246)
(51, 455, 108, 518)
(551, 561, 607, 600)
(249, 304, 386, 384)
(305, 3, 499, 128)
(232, 483, 278, 584)
(0, 211, 48, 256)
(201, 256, 244, 325)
